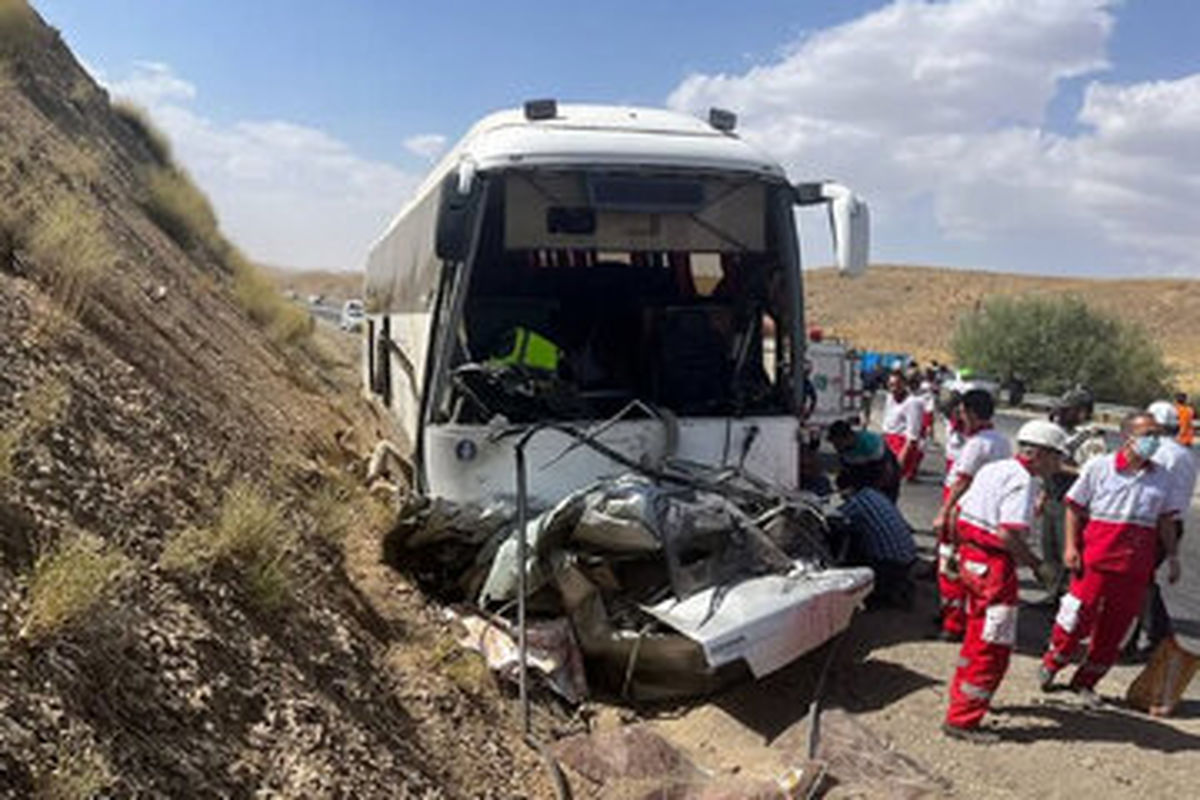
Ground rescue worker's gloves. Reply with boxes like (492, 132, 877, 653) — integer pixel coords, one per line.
(1034, 561, 1059, 592)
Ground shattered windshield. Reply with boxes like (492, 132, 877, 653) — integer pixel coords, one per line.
(440, 171, 797, 424)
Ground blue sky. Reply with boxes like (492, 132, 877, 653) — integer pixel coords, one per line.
(35, 1, 1200, 276)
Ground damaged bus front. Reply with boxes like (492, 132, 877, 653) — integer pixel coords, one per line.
(364, 102, 873, 699)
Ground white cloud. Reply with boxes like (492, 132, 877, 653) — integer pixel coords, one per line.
(403, 133, 447, 160)
(109, 61, 196, 105)
(105, 62, 419, 271)
(668, 0, 1200, 276)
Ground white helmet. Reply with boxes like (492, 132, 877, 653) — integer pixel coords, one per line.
(1017, 419, 1069, 455)
(1147, 400, 1180, 430)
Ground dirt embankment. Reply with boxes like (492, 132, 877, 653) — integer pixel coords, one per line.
(0, 3, 553, 796)
(806, 265, 1200, 390)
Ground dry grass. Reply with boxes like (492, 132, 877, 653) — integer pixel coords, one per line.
(141, 160, 313, 347)
(36, 741, 113, 800)
(22, 375, 70, 432)
(0, 426, 16, 484)
(25, 187, 114, 316)
(0, 0, 37, 44)
(422, 632, 493, 695)
(143, 164, 221, 252)
(111, 99, 171, 165)
(160, 481, 296, 612)
(0, 132, 114, 317)
(227, 248, 314, 347)
(20, 533, 131, 641)
(307, 471, 394, 545)
(308, 479, 355, 543)
(0, 377, 69, 485)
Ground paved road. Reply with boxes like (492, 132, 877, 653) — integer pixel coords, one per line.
(891, 408, 1200, 652)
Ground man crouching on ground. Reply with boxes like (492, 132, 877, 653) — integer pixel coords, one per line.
(943, 420, 1066, 743)
(1039, 412, 1182, 705)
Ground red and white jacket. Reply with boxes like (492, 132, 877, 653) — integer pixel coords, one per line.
(1065, 451, 1176, 579)
(882, 394, 924, 442)
(944, 427, 1011, 488)
(955, 458, 1038, 552)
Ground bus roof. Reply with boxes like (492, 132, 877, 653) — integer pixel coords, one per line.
(365, 104, 789, 312)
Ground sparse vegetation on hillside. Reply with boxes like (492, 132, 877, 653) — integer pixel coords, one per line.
(25, 190, 116, 315)
(0, 136, 115, 316)
(19, 533, 131, 640)
(952, 295, 1172, 405)
(161, 481, 297, 612)
(0, 427, 16, 484)
(226, 246, 314, 346)
(143, 163, 221, 252)
(37, 743, 114, 800)
(0, 377, 69, 486)
(112, 99, 171, 165)
(138, 140, 313, 346)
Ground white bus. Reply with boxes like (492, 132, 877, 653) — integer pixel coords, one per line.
(363, 101, 869, 507)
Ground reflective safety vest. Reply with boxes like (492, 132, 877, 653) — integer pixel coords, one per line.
(491, 327, 560, 371)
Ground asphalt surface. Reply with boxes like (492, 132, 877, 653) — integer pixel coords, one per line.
(887, 407, 1200, 653)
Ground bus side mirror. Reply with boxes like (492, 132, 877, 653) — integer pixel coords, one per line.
(794, 181, 870, 278)
(435, 164, 483, 261)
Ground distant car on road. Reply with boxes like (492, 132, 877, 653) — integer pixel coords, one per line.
(943, 369, 1001, 398)
(307, 293, 324, 306)
(340, 299, 364, 332)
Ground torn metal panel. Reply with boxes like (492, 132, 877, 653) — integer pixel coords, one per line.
(641, 566, 873, 678)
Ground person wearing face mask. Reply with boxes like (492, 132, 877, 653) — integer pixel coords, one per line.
(1039, 412, 1183, 706)
(931, 389, 1018, 641)
(942, 419, 1066, 743)
(882, 371, 925, 484)
(1137, 400, 1199, 652)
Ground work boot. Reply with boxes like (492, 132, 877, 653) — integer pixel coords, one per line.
(941, 723, 1000, 744)
(1037, 665, 1056, 693)
(1074, 688, 1103, 710)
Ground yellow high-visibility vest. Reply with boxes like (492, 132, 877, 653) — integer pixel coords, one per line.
(491, 327, 560, 371)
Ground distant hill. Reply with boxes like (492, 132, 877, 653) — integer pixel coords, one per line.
(275, 263, 1200, 391)
(806, 265, 1200, 392)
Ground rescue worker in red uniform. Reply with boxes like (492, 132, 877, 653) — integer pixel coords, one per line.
(882, 371, 925, 483)
(1039, 412, 1182, 705)
(932, 389, 1011, 641)
(943, 420, 1066, 743)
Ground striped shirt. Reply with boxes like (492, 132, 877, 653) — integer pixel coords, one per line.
(837, 488, 917, 564)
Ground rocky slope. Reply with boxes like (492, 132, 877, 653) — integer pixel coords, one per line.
(0, 3, 552, 796)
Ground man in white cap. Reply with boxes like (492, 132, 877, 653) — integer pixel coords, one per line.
(1140, 400, 1198, 649)
(1039, 412, 1182, 703)
(943, 419, 1065, 743)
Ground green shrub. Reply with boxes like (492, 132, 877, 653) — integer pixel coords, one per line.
(952, 294, 1172, 405)
(20, 534, 131, 641)
(160, 482, 296, 611)
(111, 99, 171, 165)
